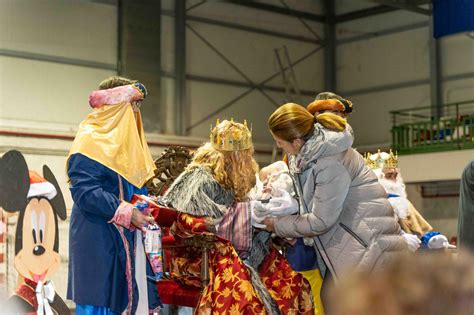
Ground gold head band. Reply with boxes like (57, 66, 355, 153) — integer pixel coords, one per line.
(210, 118, 253, 151)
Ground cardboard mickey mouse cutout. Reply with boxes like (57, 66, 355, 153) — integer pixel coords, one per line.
(0, 150, 69, 314)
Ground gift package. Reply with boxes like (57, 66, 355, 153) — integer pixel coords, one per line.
(132, 194, 173, 281)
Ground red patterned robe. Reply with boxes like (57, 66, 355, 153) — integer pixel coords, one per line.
(159, 212, 314, 314)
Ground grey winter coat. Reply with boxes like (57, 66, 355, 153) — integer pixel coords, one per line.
(274, 124, 407, 282)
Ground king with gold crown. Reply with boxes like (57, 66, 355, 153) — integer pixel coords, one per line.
(364, 149, 433, 237)
(163, 118, 314, 314)
(166, 118, 258, 218)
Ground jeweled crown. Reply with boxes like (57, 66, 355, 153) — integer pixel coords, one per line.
(363, 152, 378, 169)
(364, 149, 398, 169)
(210, 118, 253, 151)
(384, 149, 398, 169)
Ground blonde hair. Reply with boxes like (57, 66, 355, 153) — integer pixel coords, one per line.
(268, 103, 315, 142)
(268, 103, 346, 141)
(316, 112, 347, 131)
(99, 76, 137, 90)
(188, 120, 258, 201)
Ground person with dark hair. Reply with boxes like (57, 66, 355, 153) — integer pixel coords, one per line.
(458, 160, 474, 251)
(263, 97, 407, 312)
(67, 76, 161, 314)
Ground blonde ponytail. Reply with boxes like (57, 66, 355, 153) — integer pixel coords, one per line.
(315, 112, 347, 132)
(268, 103, 314, 141)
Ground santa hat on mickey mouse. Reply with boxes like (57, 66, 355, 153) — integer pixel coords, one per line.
(27, 171, 57, 200)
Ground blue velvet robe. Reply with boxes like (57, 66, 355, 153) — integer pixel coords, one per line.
(67, 153, 161, 314)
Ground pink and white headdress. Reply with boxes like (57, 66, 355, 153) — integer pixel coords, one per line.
(89, 83, 147, 108)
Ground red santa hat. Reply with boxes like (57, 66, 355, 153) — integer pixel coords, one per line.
(27, 171, 57, 200)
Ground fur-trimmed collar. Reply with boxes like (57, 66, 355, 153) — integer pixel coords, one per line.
(164, 166, 235, 218)
(289, 123, 354, 173)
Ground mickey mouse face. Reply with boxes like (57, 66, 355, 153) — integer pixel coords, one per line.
(14, 198, 60, 283)
(1, 150, 67, 284)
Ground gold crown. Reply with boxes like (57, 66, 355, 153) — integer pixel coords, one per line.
(364, 149, 398, 169)
(384, 149, 398, 169)
(363, 152, 378, 169)
(210, 118, 253, 151)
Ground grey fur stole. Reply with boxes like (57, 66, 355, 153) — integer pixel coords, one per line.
(164, 166, 234, 218)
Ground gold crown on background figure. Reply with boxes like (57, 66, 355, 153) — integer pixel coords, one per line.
(364, 149, 398, 169)
(384, 149, 398, 169)
(363, 152, 378, 169)
(210, 118, 253, 151)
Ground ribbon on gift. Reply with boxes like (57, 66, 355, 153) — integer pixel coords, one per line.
(35, 280, 55, 315)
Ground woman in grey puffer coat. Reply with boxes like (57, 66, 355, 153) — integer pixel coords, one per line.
(264, 103, 407, 285)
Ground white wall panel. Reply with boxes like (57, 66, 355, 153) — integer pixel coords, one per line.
(266, 48, 325, 93)
(337, 28, 430, 93)
(347, 84, 430, 147)
(187, 82, 256, 138)
(161, 1, 324, 144)
(0, 56, 116, 129)
(443, 77, 474, 104)
(336, 10, 428, 40)
(213, 89, 293, 145)
(440, 33, 474, 77)
(254, 0, 325, 15)
(161, 77, 176, 134)
(186, 21, 322, 85)
(186, 24, 246, 82)
(166, 0, 325, 17)
(161, 15, 175, 74)
(399, 149, 474, 182)
(190, 2, 325, 39)
(335, 0, 378, 15)
(161, 0, 173, 11)
(186, 80, 301, 143)
(335, 10, 473, 150)
(0, 0, 117, 64)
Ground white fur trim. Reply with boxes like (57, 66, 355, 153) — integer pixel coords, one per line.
(388, 197, 409, 219)
(28, 182, 57, 199)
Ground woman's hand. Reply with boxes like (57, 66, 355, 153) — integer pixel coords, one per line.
(131, 208, 154, 230)
(263, 217, 275, 232)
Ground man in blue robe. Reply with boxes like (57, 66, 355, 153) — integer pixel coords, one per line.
(67, 76, 161, 314)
